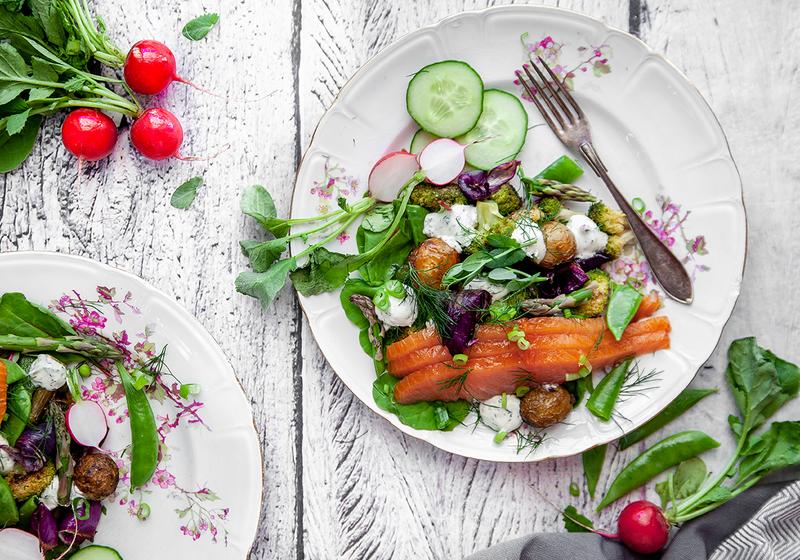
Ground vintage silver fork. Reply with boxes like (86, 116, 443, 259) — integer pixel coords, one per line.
(516, 57, 693, 304)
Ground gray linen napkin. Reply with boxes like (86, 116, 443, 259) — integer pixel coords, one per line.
(466, 467, 800, 560)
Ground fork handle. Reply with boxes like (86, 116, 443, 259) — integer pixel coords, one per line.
(579, 143, 693, 304)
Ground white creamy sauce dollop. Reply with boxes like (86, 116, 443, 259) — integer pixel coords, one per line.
(29, 354, 67, 391)
(375, 286, 418, 328)
(0, 434, 15, 474)
(422, 204, 478, 253)
(567, 214, 608, 258)
(511, 218, 546, 263)
(465, 277, 510, 302)
(479, 394, 523, 433)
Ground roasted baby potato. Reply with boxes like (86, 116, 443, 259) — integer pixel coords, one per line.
(520, 385, 574, 428)
(539, 221, 577, 269)
(409, 238, 459, 289)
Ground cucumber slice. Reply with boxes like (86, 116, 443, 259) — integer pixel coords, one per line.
(456, 89, 528, 170)
(69, 545, 124, 559)
(409, 129, 439, 154)
(406, 60, 484, 138)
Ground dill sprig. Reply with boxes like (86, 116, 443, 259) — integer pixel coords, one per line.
(437, 368, 470, 394)
(515, 429, 548, 457)
(618, 360, 662, 401)
(406, 266, 455, 337)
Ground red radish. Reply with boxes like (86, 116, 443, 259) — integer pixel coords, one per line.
(617, 500, 670, 554)
(124, 40, 198, 95)
(130, 108, 184, 160)
(417, 138, 466, 185)
(61, 109, 118, 161)
(66, 400, 108, 448)
(368, 150, 420, 202)
(0, 528, 44, 560)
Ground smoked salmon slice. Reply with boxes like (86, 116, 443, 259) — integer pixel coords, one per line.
(387, 345, 452, 377)
(633, 291, 662, 322)
(393, 315, 671, 404)
(386, 325, 441, 362)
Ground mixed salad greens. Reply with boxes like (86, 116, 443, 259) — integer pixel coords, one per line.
(237, 59, 669, 447)
(0, 292, 196, 559)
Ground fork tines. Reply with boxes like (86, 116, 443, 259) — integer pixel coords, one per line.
(515, 56, 585, 134)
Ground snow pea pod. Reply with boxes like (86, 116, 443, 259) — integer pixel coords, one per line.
(606, 283, 643, 341)
(0, 475, 19, 525)
(619, 388, 717, 450)
(586, 358, 633, 421)
(597, 430, 719, 510)
(116, 362, 158, 488)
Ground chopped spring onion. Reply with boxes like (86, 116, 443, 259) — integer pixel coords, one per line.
(179, 383, 201, 399)
(453, 354, 468, 366)
(493, 431, 508, 444)
(515, 386, 531, 398)
(137, 503, 151, 521)
(501, 392, 508, 409)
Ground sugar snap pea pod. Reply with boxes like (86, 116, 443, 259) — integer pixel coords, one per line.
(619, 388, 717, 450)
(582, 444, 607, 499)
(117, 362, 158, 488)
(0, 475, 19, 525)
(534, 155, 584, 183)
(586, 358, 633, 421)
(606, 283, 643, 341)
(597, 430, 719, 510)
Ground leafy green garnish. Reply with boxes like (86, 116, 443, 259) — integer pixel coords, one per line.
(562, 505, 593, 533)
(373, 372, 470, 431)
(182, 13, 219, 41)
(663, 338, 800, 523)
(170, 177, 203, 209)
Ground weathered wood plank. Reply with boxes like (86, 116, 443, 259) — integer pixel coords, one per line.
(298, 2, 630, 559)
(0, 1, 301, 558)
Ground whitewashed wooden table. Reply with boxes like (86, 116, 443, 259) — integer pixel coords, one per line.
(3, 0, 798, 558)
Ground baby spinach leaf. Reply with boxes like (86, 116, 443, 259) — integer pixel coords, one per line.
(373, 372, 470, 431)
(6, 382, 31, 422)
(360, 204, 394, 233)
(405, 204, 428, 245)
(0, 358, 26, 384)
(235, 257, 296, 308)
(0, 292, 74, 337)
(170, 176, 202, 209)
(182, 13, 219, 41)
(562, 505, 593, 533)
(240, 238, 288, 273)
(340, 279, 380, 329)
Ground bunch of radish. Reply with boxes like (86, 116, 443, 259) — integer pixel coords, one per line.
(63, 40, 196, 163)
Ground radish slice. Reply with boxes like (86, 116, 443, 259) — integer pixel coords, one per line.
(418, 138, 466, 185)
(66, 401, 108, 448)
(0, 529, 44, 560)
(368, 151, 420, 202)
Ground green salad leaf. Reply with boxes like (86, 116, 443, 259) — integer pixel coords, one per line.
(170, 177, 202, 209)
(562, 505, 593, 533)
(373, 372, 470, 431)
(182, 13, 219, 41)
(0, 291, 75, 337)
(236, 257, 296, 308)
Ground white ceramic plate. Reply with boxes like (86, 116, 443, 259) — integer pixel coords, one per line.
(0, 252, 262, 558)
(291, 6, 745, 462)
